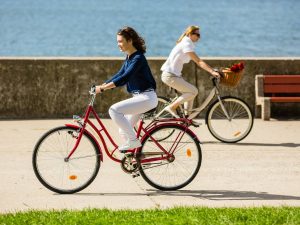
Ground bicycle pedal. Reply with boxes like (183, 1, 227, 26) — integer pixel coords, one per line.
(132, 173, 140, 178)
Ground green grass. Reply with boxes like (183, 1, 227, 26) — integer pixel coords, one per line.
(1, 207, 299, 225)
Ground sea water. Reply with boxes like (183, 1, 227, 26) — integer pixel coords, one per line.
(0, 0, 299, 57)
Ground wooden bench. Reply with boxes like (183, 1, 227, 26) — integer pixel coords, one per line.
(255, 75, 300, 120)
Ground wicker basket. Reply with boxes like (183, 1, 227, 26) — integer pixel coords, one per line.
(220, 68, 244, 87)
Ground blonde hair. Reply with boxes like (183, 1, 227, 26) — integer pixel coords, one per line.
(176, 25, 200, 44)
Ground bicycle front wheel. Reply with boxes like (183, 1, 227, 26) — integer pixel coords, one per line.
(32, 126, 101, 194)
(206, 97, 253, 143)
(138, 124, 202, 190)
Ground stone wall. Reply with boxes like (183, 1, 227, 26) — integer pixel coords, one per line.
(0, 57, 299, 119)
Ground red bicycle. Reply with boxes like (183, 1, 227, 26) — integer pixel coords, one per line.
(32, 86, 202, 194)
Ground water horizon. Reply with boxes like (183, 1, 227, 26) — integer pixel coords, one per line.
(1, 0, 299, 57)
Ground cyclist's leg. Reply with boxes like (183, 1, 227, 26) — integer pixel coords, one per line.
(119, 114, 141, 141)
(109, 91, 158, 150)
(162, 72, 198, 115)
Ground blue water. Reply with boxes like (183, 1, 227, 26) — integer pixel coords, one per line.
(1, 0, 299, 57)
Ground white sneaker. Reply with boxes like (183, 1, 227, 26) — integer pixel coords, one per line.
(164, 106, 179, 118)
(119, 139, 142, 153)
(190, 120, 202, 127)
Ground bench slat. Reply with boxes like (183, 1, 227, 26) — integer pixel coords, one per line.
(270, 97, 300, 102)
(264, 84, 300, 93)
(264, 75, 300, 84)
(256, 75, 300, 120)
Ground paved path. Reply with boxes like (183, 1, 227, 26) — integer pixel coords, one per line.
(0, 119, 300, 213)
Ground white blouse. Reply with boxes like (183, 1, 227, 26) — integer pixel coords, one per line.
(161, 36, 195, 76)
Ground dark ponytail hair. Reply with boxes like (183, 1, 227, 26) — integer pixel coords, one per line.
(118, 26, 146, 54)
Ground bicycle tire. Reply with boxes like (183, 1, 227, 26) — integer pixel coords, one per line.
(32, 126, 101, 194)
(138, 124, 202, 190)
(206, 96, 253, 143)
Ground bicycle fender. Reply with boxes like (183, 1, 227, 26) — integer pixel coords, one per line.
(142, 122, 201, 144)
(65, 124, 103, 162)
(205, 96, 252, 124)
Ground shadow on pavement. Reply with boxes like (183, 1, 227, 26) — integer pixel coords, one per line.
(74, 190, 300, 201)
(202, 142, 300, 148)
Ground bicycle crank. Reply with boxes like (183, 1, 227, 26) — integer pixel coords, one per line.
(120, 154, 140, 174)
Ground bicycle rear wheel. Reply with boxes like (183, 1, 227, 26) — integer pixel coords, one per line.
(138, 124, 201, 190)
(32, 126, 101, 194)
(206, 97, 253, 143)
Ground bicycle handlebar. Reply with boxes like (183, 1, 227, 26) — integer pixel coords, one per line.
(213, 68, 224, 78)
(211, 77, 219, 86)
(89, 85, 96, 95)
(210, 68, 225, 86)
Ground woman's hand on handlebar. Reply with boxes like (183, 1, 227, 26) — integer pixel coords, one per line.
(211, 71, 221, 78)
(95, 85, 105, 94)
(95, 82, 116, 94)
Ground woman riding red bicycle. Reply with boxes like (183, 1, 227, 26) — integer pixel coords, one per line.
(32, 26, 203, 194)
(95, 26, 158, 152)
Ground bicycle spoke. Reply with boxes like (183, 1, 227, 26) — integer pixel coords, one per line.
(207, 97, 253, 143)
(139, 125, 201, 190)
(33, 126, 100, 194)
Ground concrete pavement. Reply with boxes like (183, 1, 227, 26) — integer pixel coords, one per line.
(0, 118, 300, 213)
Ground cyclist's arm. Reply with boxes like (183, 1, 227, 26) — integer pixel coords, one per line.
(96, 82, 116, 94)
(105, 63, 126, 84)
(187, 52, 220, 78)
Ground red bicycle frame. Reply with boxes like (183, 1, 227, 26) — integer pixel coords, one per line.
(64, 87, 199, 165)
(64, 104, 197, 164)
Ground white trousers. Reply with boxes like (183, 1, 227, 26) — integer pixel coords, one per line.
(109, 91, 158, 141)
(161, 72, 198, 115)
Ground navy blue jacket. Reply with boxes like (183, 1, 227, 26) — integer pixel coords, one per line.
(105, 51, 156, 93)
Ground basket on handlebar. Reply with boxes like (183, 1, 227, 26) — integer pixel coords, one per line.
(220, 62, 245, 87)
(220, 68, 243, 87)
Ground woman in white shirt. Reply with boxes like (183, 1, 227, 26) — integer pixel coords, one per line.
(161, 25, 220, 119)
